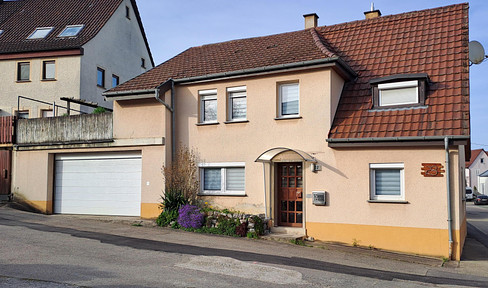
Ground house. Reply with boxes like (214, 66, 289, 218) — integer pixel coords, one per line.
(12, 4, 469, 260)
(0, 0, 153, 117)
(479, 170, 488, 195)
(465, 148, 488, 193)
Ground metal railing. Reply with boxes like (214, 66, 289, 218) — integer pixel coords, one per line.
(17, 96, 85, 117)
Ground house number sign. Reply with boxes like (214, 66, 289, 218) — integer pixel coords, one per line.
(421, 163, 445, 177)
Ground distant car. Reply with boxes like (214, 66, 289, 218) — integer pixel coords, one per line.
(466, 187, 475, 200)
(474, 195, 488, 205)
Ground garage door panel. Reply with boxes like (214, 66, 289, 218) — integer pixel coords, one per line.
(54, 153, 142, 216)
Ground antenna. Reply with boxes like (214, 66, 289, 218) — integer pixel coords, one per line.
(469, 40, 487, 65)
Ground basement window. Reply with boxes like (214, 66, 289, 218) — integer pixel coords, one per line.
(370, 74, 429, 109)
(27, 27, 53, 39)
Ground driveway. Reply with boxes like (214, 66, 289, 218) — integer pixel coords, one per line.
(1, 205, 487, 287)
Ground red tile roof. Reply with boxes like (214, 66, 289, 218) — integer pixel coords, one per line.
(108, 3, 470, 140)
(466, 149, 487, 168)
(0, 0, 154, 66)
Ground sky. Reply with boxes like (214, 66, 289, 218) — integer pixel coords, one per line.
(136, 1, 488, 151)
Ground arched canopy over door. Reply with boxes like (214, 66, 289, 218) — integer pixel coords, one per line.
(255, 147, 316, 163)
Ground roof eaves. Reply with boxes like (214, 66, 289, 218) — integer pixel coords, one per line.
(130, 0, 154, 67)
(327, 135, 470, 144)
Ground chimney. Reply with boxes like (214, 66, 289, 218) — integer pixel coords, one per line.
(364, 2, 381, 19)
(303, 13, 319, 29)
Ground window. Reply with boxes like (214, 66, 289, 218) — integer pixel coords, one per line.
(141, 58, 146, 69)
(97, 67, 105, 87)
(481, 158, 484, 164)
(0, 30, 4, 36)
(58, 25, 84, 37)
(112, 74, 119, 88)
(370, 74, 429, 108)
(16, 110, 29, 119)
(17, 62, 30, 81)
(199, 163, 245, 195)
(27, 27, 53, 39)
(42, 60, 55, 80)
(278, 82, 299, 117)
(227, 86, 246, 121)
(199, 89, 217, 123)
(126, 6, 130, 19)
(370, 163, 405, 201)
(41, 109, 53, 118)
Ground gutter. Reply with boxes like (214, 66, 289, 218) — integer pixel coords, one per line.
(154, 79, 175, 161)
(327, 135, 470, 143)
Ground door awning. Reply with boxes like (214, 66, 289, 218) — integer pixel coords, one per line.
(255, 147, 317, 163)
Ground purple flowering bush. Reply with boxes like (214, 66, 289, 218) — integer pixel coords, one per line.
(178, 204, 204, 229)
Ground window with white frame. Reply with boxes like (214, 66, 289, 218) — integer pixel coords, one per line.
(227, 86, 246, 121)
(370, 163, 405, 201)
(199, 89, 217, 123)
(199, 163, 245, 195)
(42, 60, 55, 80)
(278, 82, 299, 117)
(58, 25, 84, 37)
(27, 27, 53, 39)
(378, 81, 418, 107)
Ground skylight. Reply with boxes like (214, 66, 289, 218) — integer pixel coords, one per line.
(27, 27, 53, 39)
(0, 30, 4, 36)
(58, 25, 84, 37)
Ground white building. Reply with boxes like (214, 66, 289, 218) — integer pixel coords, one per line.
(465, 149, 488, 192)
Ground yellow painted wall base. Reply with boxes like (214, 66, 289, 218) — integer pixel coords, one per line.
(141, 203, 161, 219)
(307, 222, 463, 260)
(20, 200, 52, 214)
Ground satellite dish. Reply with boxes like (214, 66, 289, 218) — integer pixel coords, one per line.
(469, 40, 486, 64)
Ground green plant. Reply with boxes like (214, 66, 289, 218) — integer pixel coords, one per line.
(92, 107, 107, 114)
(442, 257, 450, 266)
(290, 239, 305, 246)
(215, 216, 241, 236)
(352, 238, 360, 247)
(156, 209, 179, 227)
(252, 216, 264, 236)
(131, 222, 143, 227)
(159, 188, 188, 214)
(247, 232, 259, 239)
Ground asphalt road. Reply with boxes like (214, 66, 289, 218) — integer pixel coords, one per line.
(1, 205, 488, 288)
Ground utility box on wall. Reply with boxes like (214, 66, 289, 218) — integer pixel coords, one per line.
(312, 191, 326, 206)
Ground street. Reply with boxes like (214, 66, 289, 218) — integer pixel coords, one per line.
(1, 205, 488, 287)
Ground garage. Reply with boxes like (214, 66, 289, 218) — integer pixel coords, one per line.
(54, 152, 142, 216)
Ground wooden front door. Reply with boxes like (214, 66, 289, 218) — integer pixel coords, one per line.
(277, 162, 303, 227)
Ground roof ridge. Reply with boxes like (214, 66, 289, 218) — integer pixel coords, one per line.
(309, 28, 335, 58)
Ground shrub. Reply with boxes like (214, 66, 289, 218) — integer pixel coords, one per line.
(215, 216, 241, 236)
(163, 145, 199, 205)
(160, 188, 188, 213)
(235, 222, 247, 237)
(252, 216, 265, 236)
(156, 209, 178, 227)
(178, 204, 204, 229)
(92, 107, 107, 114)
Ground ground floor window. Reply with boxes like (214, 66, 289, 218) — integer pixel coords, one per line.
(369, 163, 404, 201)
(199, 162, 245, 195)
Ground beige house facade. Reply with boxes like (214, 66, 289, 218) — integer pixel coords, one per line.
(11, 4, 470, 260)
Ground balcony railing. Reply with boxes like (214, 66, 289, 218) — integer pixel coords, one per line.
(16, 113, 113, 145)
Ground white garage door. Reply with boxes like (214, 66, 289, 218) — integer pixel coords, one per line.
(54, 152, 142, 216)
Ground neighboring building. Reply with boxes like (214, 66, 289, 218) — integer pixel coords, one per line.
(479, 170, 488, 195)
(13, 4, 469, 260)
(465, 149, 488, 191)
(0, 0, 153, 117)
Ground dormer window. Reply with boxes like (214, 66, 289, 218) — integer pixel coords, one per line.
(370, 73, 429, 109)
(58, 25, 84, 37)
(27, 27, 53, 39)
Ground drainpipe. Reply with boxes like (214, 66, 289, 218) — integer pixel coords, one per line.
(154, 79, 175, 161)
(262, 163, 268, 219)
(445, 137, 453, 259)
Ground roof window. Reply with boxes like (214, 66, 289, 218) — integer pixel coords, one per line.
(370, 74, 429, 109)
(58, 25, 84, 37)
(0, 30, 4, 36)
(27, 27, 53, 39)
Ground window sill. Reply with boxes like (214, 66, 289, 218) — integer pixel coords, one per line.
(368, 200, 409, 204)
(198, 192, 246, 197)
(274, 116, 302, 121)
(41, 79, 56, 82)
(16, 80, 31, 83)
(196, 122, 219, 126)
(97, 85, 105, 89)
(224, 120, 249, 124)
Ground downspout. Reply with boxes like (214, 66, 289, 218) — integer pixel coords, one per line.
(445, 137, 453, 259)
(154, 79, 175, 161)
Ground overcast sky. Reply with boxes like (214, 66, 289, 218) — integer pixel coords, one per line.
(137, 1, 488, 151)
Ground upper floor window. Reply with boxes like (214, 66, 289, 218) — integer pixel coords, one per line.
(126, 6, 131, 19)
(278, 82, 299, 117)
(41, 109, 54, 118)
(58, 25, 84, 37)
(17, 62, 30, 81)
(199, 89, 217, 123)
(27, 27, 53, 39)
(370, 163, 405, 201)
(227, 86, 246, 121)
(141, 58, 146, 69)
(97, 67, 105, 88)
(16, 110, 29, 119)
(370, 74, 429, 109)
(112, 74, 119, 88)
(42, 60, 55, 80)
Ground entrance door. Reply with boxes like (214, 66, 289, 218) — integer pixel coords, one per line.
(278, 162, 303, 227)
